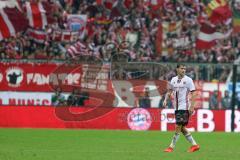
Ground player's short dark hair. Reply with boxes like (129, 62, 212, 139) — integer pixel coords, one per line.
(176, 63, 186, 68)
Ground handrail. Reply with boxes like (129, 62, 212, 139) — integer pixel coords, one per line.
(0, 58, 236, 66)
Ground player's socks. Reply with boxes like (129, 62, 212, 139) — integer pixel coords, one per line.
(184, 133, 197, 145)
(169, 132, 180, 148)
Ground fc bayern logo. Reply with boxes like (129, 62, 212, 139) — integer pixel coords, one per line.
(127, 108, 152, 131)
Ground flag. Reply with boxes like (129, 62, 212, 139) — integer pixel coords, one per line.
(205, 0, 232, 24)
(95, 17, 112, 25)
(61, 31, 78, 42)
(52, 30, 79, 43)
(27, 29, 47, 43)
(67, 14, 87, 32)
(52, 30, 62, 42)
(196, 23, 232, 49)
(67, 41, 88, 58)
(161, 21, 182, 55)
(0, 6, 28, 40)
(25, 1, 54, 29)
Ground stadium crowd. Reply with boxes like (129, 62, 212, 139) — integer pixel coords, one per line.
(0, 0, 239, 108)
(0, 0, 239, 64)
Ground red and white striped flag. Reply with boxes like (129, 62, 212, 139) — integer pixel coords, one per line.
(52, 30, 79, 43)
(196, 23, 232, 49)
(27, 29, 48, 43)
(62, 31, 78, 42)
(52, 30, 62, 41)
(0, 7, 28, 41)
(25, 1, 54, 29)
(67, 41, 88, 58)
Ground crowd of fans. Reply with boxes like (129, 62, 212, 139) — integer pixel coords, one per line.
(0, 0, 240, 64)
(0, 0, 239, 108)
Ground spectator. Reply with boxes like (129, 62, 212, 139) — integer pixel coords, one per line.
(159, 94, 173, 108)
(209, 90, 219, 110)
(221, 90, 231, 109)
(138, 87, 151, 108)
(67, 88, 79, 106)
(67, 88, 89, 106)
(78, 91, 89, 106)
(0, 0, 239, 83)
(51, 87, 65, 106)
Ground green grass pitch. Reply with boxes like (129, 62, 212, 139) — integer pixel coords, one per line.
(0, 128, 239, 160)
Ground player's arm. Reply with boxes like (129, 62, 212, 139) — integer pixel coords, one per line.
(189, 90, 196, 115)
(163, 89, 173, 108)
(188, 78, 196, 115)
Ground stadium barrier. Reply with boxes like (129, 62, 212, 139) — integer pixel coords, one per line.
(0, 106, 239, 132)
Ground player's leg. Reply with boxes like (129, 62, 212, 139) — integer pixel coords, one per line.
(181, 126, 197, 146)
(164, 124, 182, 152)
(182, 126, 200, 152)
(164, 110, 183, 153)
(169, 124, 182, 148)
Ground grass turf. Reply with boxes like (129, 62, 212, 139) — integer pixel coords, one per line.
(0, 128, 239, 160)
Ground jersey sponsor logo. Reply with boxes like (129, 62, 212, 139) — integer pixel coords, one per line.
(127, 108, 152, 131)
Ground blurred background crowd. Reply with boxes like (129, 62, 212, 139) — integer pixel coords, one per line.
(0, 0, 239, 108)
(0, 0, 239, 64)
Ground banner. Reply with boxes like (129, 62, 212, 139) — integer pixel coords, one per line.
(0, 92, 51, 106)
(0, 62, 110, 92)
(0, 92, 103, 107)
(0, 107, 239, 132)
(0, 63, 58, 92)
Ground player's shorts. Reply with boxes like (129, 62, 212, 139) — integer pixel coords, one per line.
(175, 110, 190, 126)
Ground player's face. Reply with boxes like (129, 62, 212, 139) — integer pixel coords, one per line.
(177, 66, 186, 77)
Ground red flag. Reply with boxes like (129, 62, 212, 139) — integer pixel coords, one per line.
(0, 7, 28, 40)
(196, 23, 232, 49)
(196, 24, 216, 49)
(27, 29, 47, 43)
(52, 30, 79, 43)
(25, 1, 54, 29)
(67, 41, 88, 58)
(52, 30, 62, 41)
(206, 0, 232, 24)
